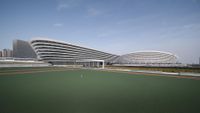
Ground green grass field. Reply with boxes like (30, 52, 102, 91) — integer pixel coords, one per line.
(0, 67, 200, 113)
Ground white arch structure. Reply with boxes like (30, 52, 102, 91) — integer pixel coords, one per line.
(116, 51, 178, 64)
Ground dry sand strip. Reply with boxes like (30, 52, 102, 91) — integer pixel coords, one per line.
(0, 68, 78, 75)
(100, 69, 200, 80)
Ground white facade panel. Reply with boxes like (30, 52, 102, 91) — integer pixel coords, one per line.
(30, 39, 118, 64)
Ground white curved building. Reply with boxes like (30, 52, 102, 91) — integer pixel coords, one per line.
(29, 38, 180, 67)
(115, 51, 178, 65)
(30, 38, 119, 65)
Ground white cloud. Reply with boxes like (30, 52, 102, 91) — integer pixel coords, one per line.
(53, 23, 63, 27)
(56, 0, 82, 11)
(57, 4, 69, 11)
(87, 8, 102, 16)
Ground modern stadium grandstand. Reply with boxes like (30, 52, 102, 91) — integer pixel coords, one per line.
(7, 38, 181, 67)
(30, 38, 119, 67)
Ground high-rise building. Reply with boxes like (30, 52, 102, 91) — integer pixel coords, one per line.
(13, 39, 37, 58)
(0, 50, 2, 57)
(2, 49, 13, 57)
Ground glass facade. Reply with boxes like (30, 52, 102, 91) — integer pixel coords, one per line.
(13, 39, 37, 58)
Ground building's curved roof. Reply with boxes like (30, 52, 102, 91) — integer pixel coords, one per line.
(124, 50, 178, 58)
(30, 37, 113, 54)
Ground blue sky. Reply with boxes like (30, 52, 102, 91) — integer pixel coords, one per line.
(0, 0, 200, 63)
